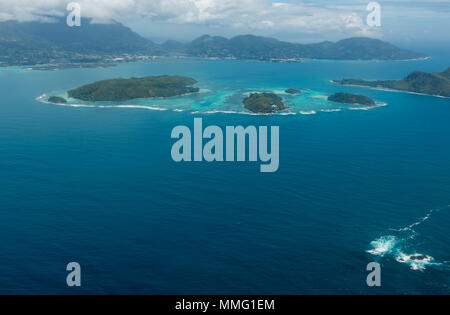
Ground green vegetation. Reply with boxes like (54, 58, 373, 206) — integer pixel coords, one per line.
(0, 18, 163, 66)
(333, 67, 450, 97)
(0, 18, 425, 65)
(68, 76, 199, 101)
(285, 88, 302, 95)
(186, 35, 425, 61)
(328, 93, 375, 106)
(48, 96, 67, 103)
(243, 93, 288, 113)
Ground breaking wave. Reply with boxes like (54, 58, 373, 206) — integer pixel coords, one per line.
(36, 93, 387, 116)
(349, 102, 388, 111)
(367, 205, 449, 271)
(299, 110, 317, 115)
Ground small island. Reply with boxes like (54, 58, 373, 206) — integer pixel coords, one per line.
(243, 92, 288, 114)
(328, 93, 376, 106)
(68, 75, 200, 102)
(48, 96, 67, 104)
(285, 88, 302, 95)
(332, 67, 450, 98)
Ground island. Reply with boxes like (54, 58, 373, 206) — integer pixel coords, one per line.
(47, 96, 67, 104)
(68, 75, 200, 101)
(285, 88, 302, 95)
(0, 18, 426, 66)
(332, 67, 450, 98)
(243, 92, 288, 114)
(328, 93, 376, 106)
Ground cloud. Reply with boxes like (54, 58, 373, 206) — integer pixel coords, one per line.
(0, 0, 448, 41)
(0, 0, 384, 37)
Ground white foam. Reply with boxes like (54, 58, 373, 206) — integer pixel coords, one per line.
(299, 110, 317, 115)
(349, 103, 388, 111)
(191, 110, 243, 115)
(367, 236, 397, 256)
(320, 108, 342, 113)
(277, 112, 297, 116)
(368, 205, 450, 271)
(97, 105, 168, 111)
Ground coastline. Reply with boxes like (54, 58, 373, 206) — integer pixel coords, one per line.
(2, 54, 433, 70)
(329, 80, 450, 99)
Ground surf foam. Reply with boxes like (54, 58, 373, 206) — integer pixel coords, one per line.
(367, 205, 449, 271)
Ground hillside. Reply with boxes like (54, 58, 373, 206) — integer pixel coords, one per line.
(0, 18, 162, 65)
(333, 67, 450, 97)
(68, 76, 199, 102)
(0, 18, 426, 65)
(183, 35, 426, 61)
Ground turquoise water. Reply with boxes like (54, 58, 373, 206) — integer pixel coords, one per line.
(1, 52, 450, 294)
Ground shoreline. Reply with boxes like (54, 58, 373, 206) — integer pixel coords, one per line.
(36, 93, 386, 116)
(329, 80, 450, 99)
(2, 55, 433, 69)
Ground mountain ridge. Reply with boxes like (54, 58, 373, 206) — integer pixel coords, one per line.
(0, 19, 427, 65)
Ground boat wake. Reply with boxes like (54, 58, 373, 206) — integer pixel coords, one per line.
(367, 205, 450, 271)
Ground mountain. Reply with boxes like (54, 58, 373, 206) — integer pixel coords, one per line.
(0, 18, 426, 65)
(161, 40, 186, 53)
(183, 35, 426, 61)
(0, 18, 162, 65)
(333, 67, 450, 97)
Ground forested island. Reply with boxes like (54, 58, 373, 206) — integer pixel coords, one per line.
(328, 93, 376, 106)
(68, 76, 199, 101)
(332, 67, 450, 97)
(243, 93, 288, 114)
(47, 96, 67, 104)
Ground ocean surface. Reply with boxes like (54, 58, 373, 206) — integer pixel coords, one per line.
(1, 47, 450, 294)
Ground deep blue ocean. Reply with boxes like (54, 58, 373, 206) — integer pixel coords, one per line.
(1, 45, 450, 294)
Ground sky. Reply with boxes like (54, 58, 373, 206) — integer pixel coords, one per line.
(0, 0, 449, 44)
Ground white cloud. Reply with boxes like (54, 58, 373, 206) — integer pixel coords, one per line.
(0, 0, 448, 41)
(0, 0, 383, 37)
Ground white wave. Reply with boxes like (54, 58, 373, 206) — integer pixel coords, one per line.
(61, 104, 96, 108)
(97, 105, 168, 111)
(277, 112, 297, 116)
(395, 252, 437, 271)
(396, 209, 436, 234)
(320, 108, 342, 113)
(349, 103, 388, 111)
(367, 236, 398, 256)
(368, 205, 449, 271)
(191, 110, 243, 115)
(349, 106, 372, 111)
(300, 110, 317, 115)
(36, 95, 169, 111)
